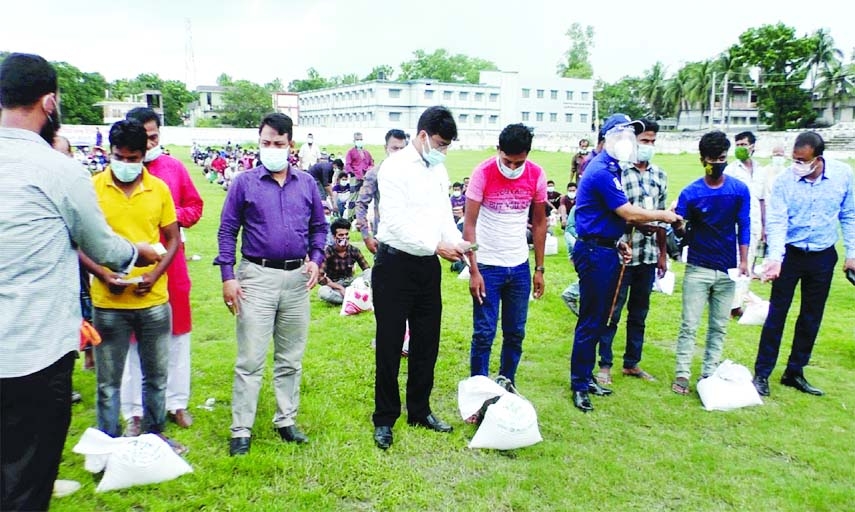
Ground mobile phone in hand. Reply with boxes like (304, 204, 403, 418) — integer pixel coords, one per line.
(846, 268, 855, 286)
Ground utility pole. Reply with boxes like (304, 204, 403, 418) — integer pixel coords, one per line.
(709, 71, 716, 130)
(721, 73, 729, 130)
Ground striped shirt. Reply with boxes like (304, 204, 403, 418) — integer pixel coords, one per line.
(0, 127, 135, 378)
(766, 157, 855, 261)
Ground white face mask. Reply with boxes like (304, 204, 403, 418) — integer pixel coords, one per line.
(307, 137, 314, 144)
(354, 140, 364, 149)
(452, 190, 462, 197)
(792, 159, 816, 178)
(496, 157, 524, 179)
(771, 156, 786, 167)
(143, 144, 162, 163)
(636, 143, 655, 163)
(547, 186, 555, 193)
(567, 192, 577, 199)
(259, 147, 290, 172)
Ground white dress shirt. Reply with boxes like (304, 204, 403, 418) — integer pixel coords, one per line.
(725, 158, 767, 239)
(376, 143, 462, 256)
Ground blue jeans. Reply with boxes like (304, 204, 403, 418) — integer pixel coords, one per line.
(675, 265, 734, 380)
(470, 261, 531, 383)
(570, 239, 621, 391)
(598, 263, 656, 369)
(755, 245, 837, 378)
(94, 303, 171, 437)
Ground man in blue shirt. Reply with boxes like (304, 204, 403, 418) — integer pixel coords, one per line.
(752, 131, 855, 397)
(671, 131, 751, 396)
(570, 114, 680, 412)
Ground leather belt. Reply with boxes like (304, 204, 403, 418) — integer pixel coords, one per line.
(244, 255, 304, 270)
(377, 243, 432, 259)
(579, 236, 619, 248)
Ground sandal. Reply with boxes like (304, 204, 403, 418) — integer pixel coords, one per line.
(622, 367, 656, 382)
(595, 368, 612, 386)
(671, 377, 690, 395)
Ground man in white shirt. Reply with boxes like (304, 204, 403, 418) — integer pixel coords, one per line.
(463, 124, 547, 389)
(724, 131, 767, 312)
(371, 106, 471, 450)
(298, 133, 320, 170)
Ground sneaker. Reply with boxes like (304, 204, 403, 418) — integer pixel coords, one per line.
(124, 416, 142, 437)
(495, 375, 519, 395)
(53, 479, 81, 498)
(156, 433, 189, 456)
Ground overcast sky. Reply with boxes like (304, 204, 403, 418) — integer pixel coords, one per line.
(3, 0, 852, 88)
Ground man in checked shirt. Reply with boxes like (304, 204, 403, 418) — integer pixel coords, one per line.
(596, 119, 667, 385)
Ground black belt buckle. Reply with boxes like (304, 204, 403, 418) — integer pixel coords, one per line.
(246, 255, 303, 270)
(581, 236, 618, 248)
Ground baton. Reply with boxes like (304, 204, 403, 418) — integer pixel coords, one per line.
(607, 227, 634, 323)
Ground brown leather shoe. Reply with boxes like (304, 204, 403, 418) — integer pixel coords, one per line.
(168, 409, 193, 428)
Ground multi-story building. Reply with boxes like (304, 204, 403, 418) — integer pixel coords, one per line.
(296, 70, 594, 138)
(95, 89, 164, 125)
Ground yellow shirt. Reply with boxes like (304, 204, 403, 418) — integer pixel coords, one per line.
(90, 168, 177, 309)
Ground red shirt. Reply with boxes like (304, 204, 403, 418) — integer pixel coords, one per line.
(146, 155, 204, 334)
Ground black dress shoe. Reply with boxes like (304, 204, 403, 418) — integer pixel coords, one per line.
(373, 426, 393, 450)
(229, 437, 251, 456)
(407, 413, 453, 433)
(587, 380, 613, 396)
(780, 372, 823, 396)
(573, 391, 593, 412)
(753, 376, 770, 397)
(277, 425, 309, 444)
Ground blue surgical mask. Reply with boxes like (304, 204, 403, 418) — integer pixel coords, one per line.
(110, 160, 143, 183)
(497, 157, 524, 179)
(636, 143, 655, 163)
(421, 134, 446, 167)
(259, 147, 290, 172)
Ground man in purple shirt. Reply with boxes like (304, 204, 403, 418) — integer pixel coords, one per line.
(215, 113, 327, 456)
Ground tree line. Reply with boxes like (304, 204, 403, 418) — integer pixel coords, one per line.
(3, 24, 853, 131)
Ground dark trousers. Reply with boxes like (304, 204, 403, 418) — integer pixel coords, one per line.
(598, 263, 656, 369)
(372, 244, 442, 427)
(754, 245, 837, 378)
(570, 239, 621, 391)
(1, 352, 75, 512)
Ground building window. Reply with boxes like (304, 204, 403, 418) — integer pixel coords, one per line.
(474, 114, 483, 124)
(489, 115, 498, 124)
(459, 91, 469, 101)
(565, 113, 573, 123)
(489, 93, 499, 102)
(443, 91, 452, 100)
(459, 114, 468, 123)
(522, 88, 530, 98)
(389, 89, 401, 98)
(536, 112, 544, 121)
(522, 112, 530, 121)
(580, 113, 588, 124)
(389, 112, 401, 122)
(550, 90, 558, 100)
(550, 112, 557, 122)
(536, 89, 544, 99)
(424, 89, 434, 99)
(581, 91, 590, 101)
(475, 92, 484, 102)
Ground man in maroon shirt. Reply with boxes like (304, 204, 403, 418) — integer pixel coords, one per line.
(345, 131, 374, 216)
(215, 113, 327, 456)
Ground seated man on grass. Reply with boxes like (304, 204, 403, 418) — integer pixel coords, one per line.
(318, 218, 370, 305)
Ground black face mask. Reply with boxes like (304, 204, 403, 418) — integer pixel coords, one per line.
(39, 105, 61, 144)
(705, 162, 727, 179)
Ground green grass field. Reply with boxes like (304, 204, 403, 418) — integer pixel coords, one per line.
(54, 145, 855, 511)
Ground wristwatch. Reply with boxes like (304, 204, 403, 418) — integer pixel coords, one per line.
(534, 265, 545, 273)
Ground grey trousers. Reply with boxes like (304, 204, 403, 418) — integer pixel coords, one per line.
(230, 261, 310, 438)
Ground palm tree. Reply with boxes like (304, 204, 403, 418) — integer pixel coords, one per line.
(808, 28, 844, 96)
(639, 62, 667, 118)
(815, 60, 855, 123)
(663, 67, 690, 128)
(713, 50, 754, 127)
(685, 60, 715, 128)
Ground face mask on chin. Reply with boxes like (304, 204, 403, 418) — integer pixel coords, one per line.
(143, 144, 162, 163)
